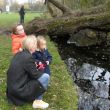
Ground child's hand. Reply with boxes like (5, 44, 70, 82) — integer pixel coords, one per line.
(39, 62, 42, 65)
(46, 61, 49, 65)
(35, 62, 38, 67)
(19, 48, 23, 52)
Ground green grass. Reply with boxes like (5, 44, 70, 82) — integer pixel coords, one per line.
(0, 13, 77, 110)
(0, 13, 42, 28)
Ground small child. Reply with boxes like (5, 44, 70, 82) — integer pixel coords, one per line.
(11, 24, 26, 55)
(33, 36, 52, 75)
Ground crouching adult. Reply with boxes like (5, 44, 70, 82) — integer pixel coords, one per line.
(6, 35, 50, 109)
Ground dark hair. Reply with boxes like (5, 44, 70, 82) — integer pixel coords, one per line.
(12, 24, 22, 34)
(21, 5, 24, 9)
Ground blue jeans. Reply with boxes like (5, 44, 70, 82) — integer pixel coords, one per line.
(37, 73, 50, 100)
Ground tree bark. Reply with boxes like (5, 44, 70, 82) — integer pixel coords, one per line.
(25, 0, 110, 46)
(47, 0, 73, 15)
(46, 0, 110, 17)
(47, 2, 57, 17)
(26, 11, 110, 35)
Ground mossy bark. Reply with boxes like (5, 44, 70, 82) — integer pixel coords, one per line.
(26, 11, 110, 35)
(25, 0, 110, 46)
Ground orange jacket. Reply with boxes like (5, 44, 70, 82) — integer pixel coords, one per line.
(11, 33, 26, 55)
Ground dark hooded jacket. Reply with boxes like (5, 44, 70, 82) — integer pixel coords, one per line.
(6, 50, 45, 106)
(33, 49, 52, 75)
(19, 6, 25, 16)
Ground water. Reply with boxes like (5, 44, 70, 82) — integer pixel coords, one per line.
(51, 35, 110, 70)
(50, 35, 110, 110)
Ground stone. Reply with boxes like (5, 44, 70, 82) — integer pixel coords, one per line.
(67, 29, 107, 46)
(66, 58, 110, 110)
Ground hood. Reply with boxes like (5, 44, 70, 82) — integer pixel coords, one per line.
(11, 33, 26, 39)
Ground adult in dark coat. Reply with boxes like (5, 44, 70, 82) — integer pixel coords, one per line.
(6, 36, 50, 108)
(19, 5, 25, 24)
(7, 50, 45, 105)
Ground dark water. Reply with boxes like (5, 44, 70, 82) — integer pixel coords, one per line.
(50, 34, 110, 71)
(50, 34, 110, 110)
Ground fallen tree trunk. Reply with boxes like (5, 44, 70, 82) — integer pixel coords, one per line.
(26, 12, 110, 34)
(25, 0, 110, 46)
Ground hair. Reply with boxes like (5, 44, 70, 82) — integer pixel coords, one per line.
(12, 24, 23, 34)
(22, 35, 37, 51)
(21, 5, 24, 9)
(37, 35, 46, 48)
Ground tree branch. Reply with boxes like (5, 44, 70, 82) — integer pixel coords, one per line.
(47, 2, 57, 17)
(48, 0, 73, 15)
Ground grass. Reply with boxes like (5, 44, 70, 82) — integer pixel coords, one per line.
(0, 12, 77, 110)
(0, 13, 43, 28)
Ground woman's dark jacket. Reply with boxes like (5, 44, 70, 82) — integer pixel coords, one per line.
(19, 7, 25, 16)
(32, 49, 52, 75)
(6, 50, 45, 106)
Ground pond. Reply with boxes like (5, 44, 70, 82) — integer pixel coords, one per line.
(50, 34, 110, 110)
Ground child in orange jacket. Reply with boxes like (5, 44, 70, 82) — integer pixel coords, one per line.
(11, 24, 26, 55)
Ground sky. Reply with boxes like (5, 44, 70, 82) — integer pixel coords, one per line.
(17, 0, 28, 4)
(16, 0, 42, 4)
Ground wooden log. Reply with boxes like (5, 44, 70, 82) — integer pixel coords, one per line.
(26, 12, 110, 35)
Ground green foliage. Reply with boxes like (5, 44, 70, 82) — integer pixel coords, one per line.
(62, 0, 107, 10)
(0, 13, 77, 110)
